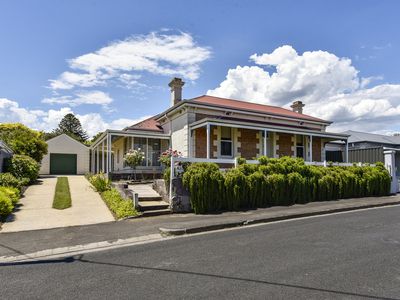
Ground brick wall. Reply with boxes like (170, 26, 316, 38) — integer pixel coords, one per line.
(195, 127, 207, 158)
(238, 128, 259, 159)
(194, 126, 216, 158)
(312, 137, 322, 162)
(211, 126, 217, 158)
(276, 133, 294, 157)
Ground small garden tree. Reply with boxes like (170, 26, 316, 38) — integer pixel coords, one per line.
(0, 123, 47, 162)
(124, 149, 145, 181)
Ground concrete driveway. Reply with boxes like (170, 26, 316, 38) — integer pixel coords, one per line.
(0, 176, 114, 233)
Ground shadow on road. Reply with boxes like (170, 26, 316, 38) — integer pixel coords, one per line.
(0, 254, 398, 300)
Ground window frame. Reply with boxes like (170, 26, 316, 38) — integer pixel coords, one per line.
(220, 127, 233, 158)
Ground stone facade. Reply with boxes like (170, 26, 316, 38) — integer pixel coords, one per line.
(276, 133, 294, 157)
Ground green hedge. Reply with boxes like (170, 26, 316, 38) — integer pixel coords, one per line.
(183, 157, 391, 214)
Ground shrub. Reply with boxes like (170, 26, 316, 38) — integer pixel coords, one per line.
(0, 186, 20, 205)
(224, 168, 249, 210)
(0, 173, 28, 190)
(6, 154, 39, 183)
(101, 188, 138, 219)
(183, 163, 224, 214)
(182, 157, 391, 214)
(88, 172, 111, 192)
(0, 192, 13, 217)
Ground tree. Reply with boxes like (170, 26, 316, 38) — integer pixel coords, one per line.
(53, 113, 88, 143)
(89, 131, 104, 144)
(0, 123, 48, 162)
(124, 149, 145, 181)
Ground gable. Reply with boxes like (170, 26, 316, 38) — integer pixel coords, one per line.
(47, 134, 88, 150)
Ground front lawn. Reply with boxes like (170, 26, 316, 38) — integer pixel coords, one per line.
(53, 177, 72, 209)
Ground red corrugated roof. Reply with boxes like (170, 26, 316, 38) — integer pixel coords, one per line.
(189, 95, 329, 123)
(124, 116, 163, 132)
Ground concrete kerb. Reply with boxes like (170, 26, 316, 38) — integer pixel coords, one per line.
(0, 233, 165, 264)
(159, 199, 400, 236)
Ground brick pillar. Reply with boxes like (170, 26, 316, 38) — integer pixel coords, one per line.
(237, 128, 259, 159)
(195, 127, 207, 158)
(312, 137, 322, 162)
(276, 133, 294, 157)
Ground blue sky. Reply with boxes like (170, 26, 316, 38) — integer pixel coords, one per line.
(1, 0, 399, 136)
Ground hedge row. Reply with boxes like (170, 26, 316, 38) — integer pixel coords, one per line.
(182, 157, 391, 214)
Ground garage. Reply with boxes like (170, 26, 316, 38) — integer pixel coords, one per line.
(40, 134, 89, 175)
(50, 153, 77, 175)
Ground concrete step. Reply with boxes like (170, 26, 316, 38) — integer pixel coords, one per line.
(139, 200, 169, 212)
(138, 195, 163, 202)
(140, 208, 172, 217)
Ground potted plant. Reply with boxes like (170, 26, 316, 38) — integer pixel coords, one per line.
(124, 148, 145, 181)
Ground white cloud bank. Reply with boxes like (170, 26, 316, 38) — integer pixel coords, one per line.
(49, 31, 211, 90)
(42, 90, 113, 109)
(207, 45, 400, 133)
(0, 97, 148, 137)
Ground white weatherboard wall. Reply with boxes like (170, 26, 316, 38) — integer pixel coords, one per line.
(40, 134, 90, 175)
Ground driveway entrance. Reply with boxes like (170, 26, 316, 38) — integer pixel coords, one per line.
(0, 176, 114, 233)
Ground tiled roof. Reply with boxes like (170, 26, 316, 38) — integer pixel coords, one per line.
(189, 95, 329, 123)
(124, 116, 163, 132)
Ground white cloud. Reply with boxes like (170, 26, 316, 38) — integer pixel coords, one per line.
(0, 98, 148, 137)
(50, 31, 211, 90)
(207, 45, 400, 134)
(42, 90, 113, 109)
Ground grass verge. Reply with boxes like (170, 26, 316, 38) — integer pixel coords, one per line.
(53, 177, 72, 209)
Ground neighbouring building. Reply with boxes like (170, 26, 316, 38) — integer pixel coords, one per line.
(40, 134, 90, 175)
(327, 129, 400, 173)
(91, 77, 349, 178)
(0, 140, 13, 172)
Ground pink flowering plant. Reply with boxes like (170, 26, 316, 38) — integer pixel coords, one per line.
(159, 148, 182, 167)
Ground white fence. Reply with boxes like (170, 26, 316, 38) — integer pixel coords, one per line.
(168, 157, 371, 200)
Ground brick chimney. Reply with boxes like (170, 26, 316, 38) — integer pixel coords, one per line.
(291, 100, 305, 114)
(168, 77, 185, 106)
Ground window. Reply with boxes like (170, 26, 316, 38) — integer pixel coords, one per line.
(220, 127, 233, 157)
(117, 149, 120, 164)
(296, 135, 304, 159)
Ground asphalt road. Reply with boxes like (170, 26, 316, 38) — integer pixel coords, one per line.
(1, 206, 400, 299)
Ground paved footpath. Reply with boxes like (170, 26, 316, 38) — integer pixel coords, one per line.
(0, 194, 399, 259)
(0, 176, 114, 233)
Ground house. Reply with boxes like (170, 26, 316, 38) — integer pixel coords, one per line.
(39, 134, 90, 175)
(326, 130, 400, 174)
(0, 140, 13, 172)
(90, 78, 349, 177)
